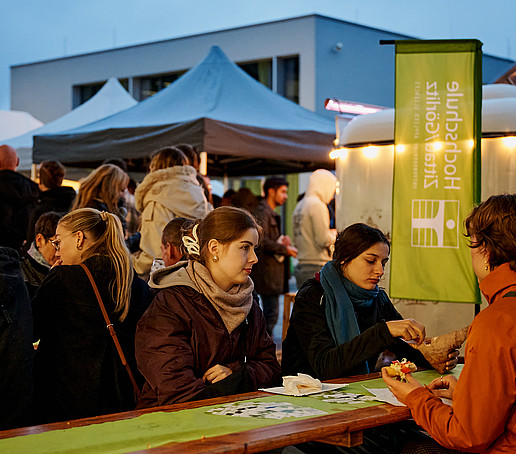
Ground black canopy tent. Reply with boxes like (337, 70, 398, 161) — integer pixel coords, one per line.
(33, 46, 336, 176)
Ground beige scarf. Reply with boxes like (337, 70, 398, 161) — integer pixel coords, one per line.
(181, 261, 254, 334)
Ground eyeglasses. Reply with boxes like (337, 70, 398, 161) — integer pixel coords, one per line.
(50, 239, 61, 251)
(50, 232, 77, 251)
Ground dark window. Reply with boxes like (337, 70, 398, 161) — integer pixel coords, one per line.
(278, 56, 299, 104)
(238, 60, 272, 88)
(137, 72, 185, 100)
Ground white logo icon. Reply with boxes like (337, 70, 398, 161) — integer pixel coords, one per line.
(411, 199, 460, 248)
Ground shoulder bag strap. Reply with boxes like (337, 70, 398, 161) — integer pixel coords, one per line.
(79, 263, 141, 400)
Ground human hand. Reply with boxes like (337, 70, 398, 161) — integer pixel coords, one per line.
(381, 367, 423, 404)
(51, 259, 63, 268)
(386, 319, 426, 345)
(426, 374, 457, 400)
(277, 235, 292, 247)
(441, 349, 459, 372)
(286, 245, 298, 258)
(202, 364, 233, 384)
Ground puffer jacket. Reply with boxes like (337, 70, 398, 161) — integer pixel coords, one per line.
(133, 165, 211, 278)
(135, 264, 281, 407)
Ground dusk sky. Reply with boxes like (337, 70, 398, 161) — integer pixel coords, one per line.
(3, 0, 515, 112)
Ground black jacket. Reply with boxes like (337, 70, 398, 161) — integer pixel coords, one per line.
(0, 247, 33, 430)
(282, 277, 428, 380)
(0, 170, 38, 252)
(250, 200, 290, 295)
(32, 255, 152, 424)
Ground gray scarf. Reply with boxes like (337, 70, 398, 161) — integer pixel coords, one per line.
(153, 260, 254, 334)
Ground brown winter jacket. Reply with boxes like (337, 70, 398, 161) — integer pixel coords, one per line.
(135, 285, 281, 408)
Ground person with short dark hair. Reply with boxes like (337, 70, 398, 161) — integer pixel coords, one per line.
(0, 144, 39, 252)
(159, 217, 193, 268)
(21, 211, 63, 299)
(384, 194, 516, 453)
(27, 160, 76, 245)
(136, 206, 281, 407)
(251, 177, 297, 337)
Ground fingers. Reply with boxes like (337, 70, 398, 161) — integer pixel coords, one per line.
(387, 319, 426, 344)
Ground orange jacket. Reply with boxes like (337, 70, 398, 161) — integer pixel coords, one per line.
(406, 263, 516, 453)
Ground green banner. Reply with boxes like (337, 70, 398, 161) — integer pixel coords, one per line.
(390, 40, 482, 303)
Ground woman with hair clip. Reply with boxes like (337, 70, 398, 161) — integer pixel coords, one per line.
(384, 194, 516, 454)
(135, 206, 281, 407)
(32, 208, 151, 424)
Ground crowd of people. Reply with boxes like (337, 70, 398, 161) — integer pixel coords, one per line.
(0, 141, 514, 454)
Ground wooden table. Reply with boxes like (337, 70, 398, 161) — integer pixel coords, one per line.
(0, 373, 412, 453)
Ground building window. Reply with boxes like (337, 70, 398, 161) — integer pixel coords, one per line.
(137, 72, 185, 100)
(277, 56, 299, 104)
(73, 79, 129, 107)
(238, 60, 272, 89)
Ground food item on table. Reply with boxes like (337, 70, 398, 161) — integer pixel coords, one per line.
(409, 326, 468, 374)
(283, 373, 322, 395)
(385, 359, 417, 381)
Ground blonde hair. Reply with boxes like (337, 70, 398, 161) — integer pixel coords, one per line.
(59, 208, 133, 321)
(72, 164, 129, 214)
(148, 147, 187, 172)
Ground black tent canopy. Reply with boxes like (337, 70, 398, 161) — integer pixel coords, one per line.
(34, 46, 336, 176)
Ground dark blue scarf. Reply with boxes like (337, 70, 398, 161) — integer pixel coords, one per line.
(319, 260, 381, 373)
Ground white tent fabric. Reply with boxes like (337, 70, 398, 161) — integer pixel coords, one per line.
(0, 110, 43, 142)
(6, 78, 137, 170)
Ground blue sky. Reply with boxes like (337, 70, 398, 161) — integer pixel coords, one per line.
(2, 0, 515, 112)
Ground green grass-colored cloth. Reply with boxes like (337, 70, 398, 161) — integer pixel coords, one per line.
(1, 366, 462, 454)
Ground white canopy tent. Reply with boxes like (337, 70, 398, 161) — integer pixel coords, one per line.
(333, 84, 516, 338)
(4, 78, 137, 170)
(0, 110, 43, 142)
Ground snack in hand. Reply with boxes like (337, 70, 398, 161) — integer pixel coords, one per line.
(282, 373, 322, 395)
(385, 359, 417, 381)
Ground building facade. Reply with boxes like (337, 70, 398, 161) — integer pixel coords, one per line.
(11, 15, 514, 124)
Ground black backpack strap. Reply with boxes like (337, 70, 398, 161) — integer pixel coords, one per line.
(503, 291, 516, 298)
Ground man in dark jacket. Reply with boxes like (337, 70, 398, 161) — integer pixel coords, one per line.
(251, 177, 297, 337)
(0, 246, 34, 430)
(0, 145, 39, 252)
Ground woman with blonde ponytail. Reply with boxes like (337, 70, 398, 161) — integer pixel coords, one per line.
(32, 208, 151, 424)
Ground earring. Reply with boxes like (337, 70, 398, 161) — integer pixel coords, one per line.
(212, 255, 219, 263)
(485, 261, 489, 271)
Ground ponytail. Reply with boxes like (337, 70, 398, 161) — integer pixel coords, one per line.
(59, 208, 133, 321)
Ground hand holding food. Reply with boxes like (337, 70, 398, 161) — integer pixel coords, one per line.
(384, 359, 417, 381)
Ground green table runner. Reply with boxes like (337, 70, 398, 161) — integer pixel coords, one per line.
(1, 366, 462, 454)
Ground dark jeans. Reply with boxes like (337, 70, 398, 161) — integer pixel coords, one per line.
(259, 294, 279, 337)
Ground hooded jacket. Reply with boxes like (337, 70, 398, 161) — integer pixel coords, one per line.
(136, 261, 281, 407)
(292, 169, 337, 266)
(133, 166, 212, 278)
